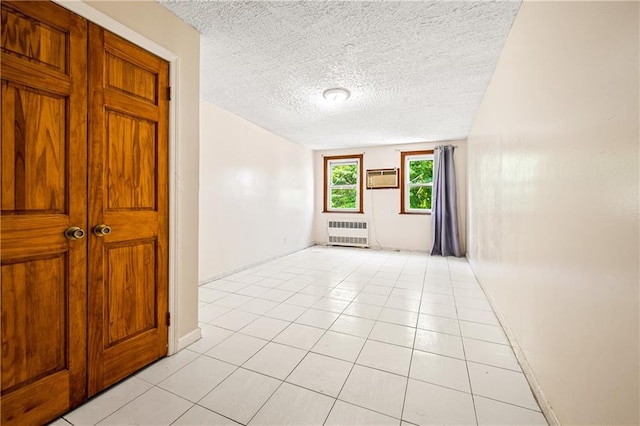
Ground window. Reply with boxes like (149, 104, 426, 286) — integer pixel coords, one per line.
(323, 154, 364, 213)
(400, 150, 434, 214)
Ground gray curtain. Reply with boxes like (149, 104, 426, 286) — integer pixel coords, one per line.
(431, 145, 462, 257)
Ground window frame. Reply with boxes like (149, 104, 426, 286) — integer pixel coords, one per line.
(400, 150, 434, 215)
(323, 154, 364, 213)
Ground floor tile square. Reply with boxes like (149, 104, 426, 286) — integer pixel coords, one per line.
(457, 307, 500, 326)
(327, 288, 359, 301)
(354, 293, 389, 306)
(199, 304, 232, 323)
(136, 349, 200, 384)
(378, 307, 418, 327)
(238, 298, 280, 315)
(384, 297, 420, 313)
(330, 315, 375, 338)
(187, 324, 234, 354)
(206, 333, 269, 365)
(455, 295, 493, 311)
(343, 302, 383, 320)
(265, 303, 307, 321)
(463, 338, 520, 371)
(361, 285, 393, 296)
(65, 376, 152, 425)
(414, 329, 465, 359)
(286, 352, 353, 397)
(240, 317, 290, 340)
(326, 400, 399, 426)
(199, 368, 281, 424)
(199, 287, 229, 303)
(312, 331, 366, 362)
(158, 355, 235, 402)
(244, 342, 307, 379)
(286, 293, 323, 308)
(97, 387, 192, 426)
(468, 362, 539, 410)
(259, 288, 296, 303)
(402, 378, 476, 425)
(235, 285, 271, 298)
(173, 404, 241, 425)
(356, 340, 412, 376)
(295, 308, 339, 329)
(459, 320, 509, 345)
(419, 301, 458, 318)
(369, 322, 416, 348)
(409, 350, 470, 392)
(474, 395, 547, 425)
(214, 294, 254, 309)
(339, 365, 407, 418)
(417, 314, 460, 335)
(210, 310, 260, 332)
(273, 322, 325, 350)
(312, 297, 350, 313)
(249, 382, 334, 425)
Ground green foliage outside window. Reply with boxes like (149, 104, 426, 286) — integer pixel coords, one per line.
(330, 163, 358, 209)
(408, 159, 433, 210)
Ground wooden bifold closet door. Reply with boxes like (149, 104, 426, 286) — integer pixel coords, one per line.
(0, 1, 169, 424)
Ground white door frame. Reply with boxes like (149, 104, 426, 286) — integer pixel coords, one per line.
(53, 0, 181, 355)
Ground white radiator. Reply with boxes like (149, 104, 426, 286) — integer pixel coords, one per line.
(327, 220, 369, 248)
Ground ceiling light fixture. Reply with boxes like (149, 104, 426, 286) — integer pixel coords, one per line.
(323, 87, 350, 103)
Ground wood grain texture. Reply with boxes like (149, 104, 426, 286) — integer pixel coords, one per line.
(1, 255, 66, 392)
(0, 1, 88, 423)
(1, 6, 66, 72)
(106, 52, 157, 103)
(106, 241, 156, 345)
(1, 82, 66, 213)
(87, 24, 169, 396)
(107, 111, 156, 210)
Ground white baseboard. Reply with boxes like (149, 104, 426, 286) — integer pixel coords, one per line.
(467, 259, 559, 426)
(198, 243, 315, 286)
(177, 327, 202, 351)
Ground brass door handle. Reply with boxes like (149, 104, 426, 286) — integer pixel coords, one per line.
(93, 224, 112, 237)
(65, 226, 86, 240)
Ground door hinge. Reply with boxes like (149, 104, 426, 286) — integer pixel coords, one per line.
(166, 312, 171, 326)
(167, 86, 172, 101)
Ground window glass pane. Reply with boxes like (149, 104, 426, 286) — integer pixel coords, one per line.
(408, 159, 433, 184)
(331, 163, 358, 185)
(409, 185, 432, 210)
(331, 188, 357, 209)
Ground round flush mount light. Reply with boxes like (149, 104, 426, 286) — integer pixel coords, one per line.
(323, 87, 350, 103)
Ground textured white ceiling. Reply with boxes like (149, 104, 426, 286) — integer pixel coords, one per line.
(159, 1, 521, 149)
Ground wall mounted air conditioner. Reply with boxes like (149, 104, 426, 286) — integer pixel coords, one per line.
(366, 168, 398, 189)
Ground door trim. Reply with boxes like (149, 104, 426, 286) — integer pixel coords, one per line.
(52, 0, 186, 355)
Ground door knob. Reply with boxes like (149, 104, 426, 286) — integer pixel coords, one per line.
(93, 224, 112, 237)
(65, 226, 86, 240)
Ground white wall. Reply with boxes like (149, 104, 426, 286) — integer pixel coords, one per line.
(86, 1, 200, 341)
(199, 100, 315, 283)
(314, 141, 466, 252)
(467, 2, 639, 424)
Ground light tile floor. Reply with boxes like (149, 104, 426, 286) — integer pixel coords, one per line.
(56, 246, 548, 425)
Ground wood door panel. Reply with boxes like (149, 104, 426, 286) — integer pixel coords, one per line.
(107, 110, 156, 210)
(1, 371, 69, 426)
(1, 254, 67, 392)
(1, 81, 66, 213)
(106, 52, 157, 104)
(105, 241, 157, 345)
(88, 23, 168, 396)
(0, 1, 87, 423)
(1, 5, 67, 73)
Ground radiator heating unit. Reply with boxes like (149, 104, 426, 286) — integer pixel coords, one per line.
(327, 220, 369, 248)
